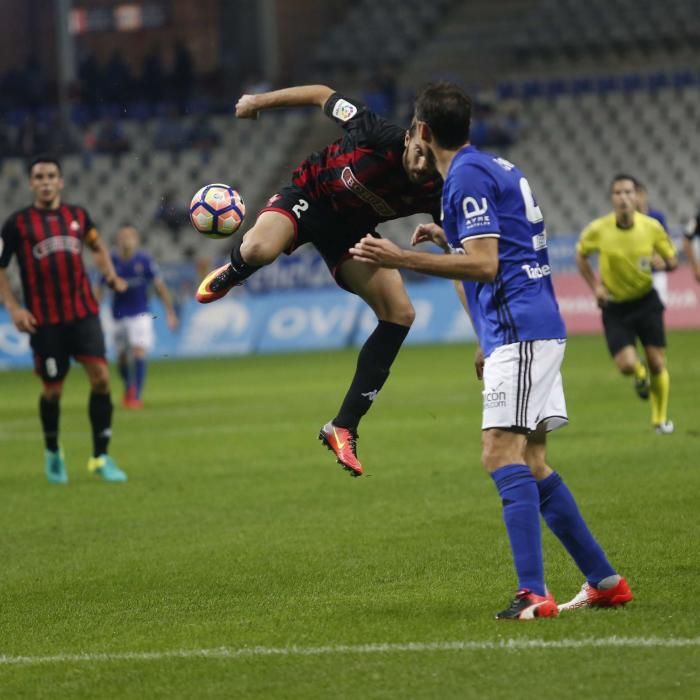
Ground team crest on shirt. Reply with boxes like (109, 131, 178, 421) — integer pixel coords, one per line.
(332, 99, 358, 122)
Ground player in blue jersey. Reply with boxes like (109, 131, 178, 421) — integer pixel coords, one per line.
(98, 224, 178, 408)
(351, 82, 633, 620)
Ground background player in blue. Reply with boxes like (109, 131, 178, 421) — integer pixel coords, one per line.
(98, 224, 178, 409)
(351, 82, 633, 620)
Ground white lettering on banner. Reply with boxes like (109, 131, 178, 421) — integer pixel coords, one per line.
(268, 308, 306, 339)
(521, 263, 551, 279)
(182, 302, 250, 352)
(268, 305, 355, 340)
(0, 324, 31, 355)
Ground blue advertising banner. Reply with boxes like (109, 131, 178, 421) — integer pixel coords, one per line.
(0, 279, 476, 370)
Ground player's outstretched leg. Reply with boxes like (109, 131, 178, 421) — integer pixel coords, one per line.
(320, 263, 413, 476)
(196, 211, 295, 303)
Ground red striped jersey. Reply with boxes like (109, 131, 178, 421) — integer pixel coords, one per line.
(291, 93, 442, 230)
(0, 204, 100, 325)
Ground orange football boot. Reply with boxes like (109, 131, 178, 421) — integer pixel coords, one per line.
(196, 264, 238, 303)
(319, 422, 363, 477)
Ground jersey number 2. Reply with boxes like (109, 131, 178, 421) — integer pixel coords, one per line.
(292, 199, 309, 219)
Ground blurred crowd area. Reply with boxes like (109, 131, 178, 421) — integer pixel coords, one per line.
(0, 45, 520, 163)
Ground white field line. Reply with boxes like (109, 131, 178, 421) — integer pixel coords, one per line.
(1, 637, 698, 666)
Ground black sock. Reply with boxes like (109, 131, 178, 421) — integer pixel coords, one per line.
(334, 320, 410, 431)
(39, 396, 60, 452)
(229, 230, 261, 281)
(89, 392, 113, 457)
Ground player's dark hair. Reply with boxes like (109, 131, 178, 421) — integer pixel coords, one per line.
(634, 180, 647, 193)
(27, 154, 62, 176)
(610, 173, 639, 191)
(414, 82, 471, 149)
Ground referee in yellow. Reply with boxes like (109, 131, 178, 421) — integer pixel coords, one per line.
(576, 174, 678, 434)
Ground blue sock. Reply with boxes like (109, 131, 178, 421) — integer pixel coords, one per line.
(491, 464, 546, 596)
(118, 362, 130, 392)
(134, 358, 147, 399)
(538, 472, 616, 587)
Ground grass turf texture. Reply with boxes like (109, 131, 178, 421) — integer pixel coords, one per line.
(0, 331, 698, 699)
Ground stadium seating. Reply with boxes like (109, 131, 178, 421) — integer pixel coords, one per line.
(0, 110, 307, 261)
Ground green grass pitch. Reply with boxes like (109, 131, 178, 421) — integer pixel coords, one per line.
(1, 331, 699, 699)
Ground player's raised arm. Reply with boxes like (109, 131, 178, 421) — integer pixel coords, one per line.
(235, 85, 334, 119)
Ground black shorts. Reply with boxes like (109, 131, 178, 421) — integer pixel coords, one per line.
(260, 185, 379, 290)
(602, 289, 666, 356)
(30, 314, 107, 384)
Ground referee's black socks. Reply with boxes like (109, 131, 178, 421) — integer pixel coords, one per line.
(334, 320, 410, 432)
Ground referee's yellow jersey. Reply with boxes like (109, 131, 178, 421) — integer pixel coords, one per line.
(577, 212, 676, 302)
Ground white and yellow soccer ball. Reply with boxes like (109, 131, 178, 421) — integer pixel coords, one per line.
(189, 184, 245, 239)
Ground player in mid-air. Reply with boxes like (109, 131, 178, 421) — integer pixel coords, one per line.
(196, 85, 442, 476)
(97, 223, 179, 409)
(0, 155, 127, 483)
(577, 175, 678, 434)
(350, 82, 632, 619)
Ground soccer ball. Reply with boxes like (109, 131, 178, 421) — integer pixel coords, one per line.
(189, 184, 245, 239)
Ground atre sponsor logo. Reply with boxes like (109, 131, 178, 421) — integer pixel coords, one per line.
(33, 236, 81, 259)
(484, 388, 507, 409)
(340, 167, 396, 217)
(521, 262, 552, 279)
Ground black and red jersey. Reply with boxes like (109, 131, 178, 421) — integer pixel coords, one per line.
(291, 93, 442, 231)
(0, 204, 100, 325)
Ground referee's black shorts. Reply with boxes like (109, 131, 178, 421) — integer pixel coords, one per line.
(30, 314, 107, 384)
(602, 288, 666, 356)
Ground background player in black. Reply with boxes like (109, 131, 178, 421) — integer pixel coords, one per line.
(0, 155, 128, 484)
(196, 85, 441, 476)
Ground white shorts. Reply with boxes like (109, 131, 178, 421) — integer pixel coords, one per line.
(482, 339, 568, 433)
(113, 313, 155, 354)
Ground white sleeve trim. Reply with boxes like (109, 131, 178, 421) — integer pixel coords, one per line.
(459, 233, 501, 241)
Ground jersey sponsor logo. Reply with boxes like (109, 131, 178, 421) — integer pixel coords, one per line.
(484, 382, 507, 409)
(332, 99, 358, 122)
(33, 236, 81, 259)
(521, 262, 552, 279)
(340, 167, 396, 217)
(532, 231, 547, 251)
(462, 196, 491, 230)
